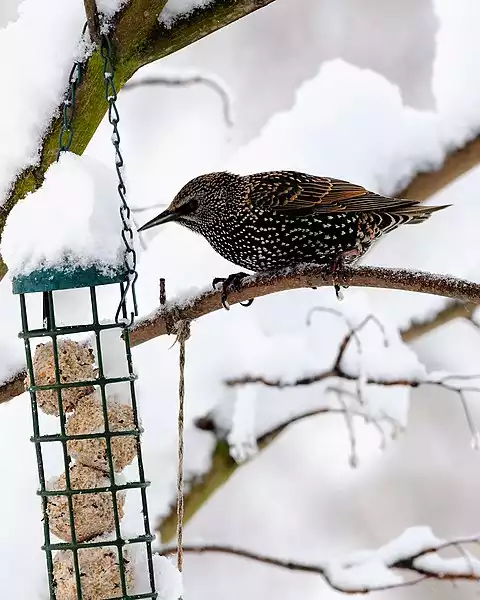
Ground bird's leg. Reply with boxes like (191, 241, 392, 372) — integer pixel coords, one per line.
(212, 272, 254, 311)
(328, 249, 360, 300)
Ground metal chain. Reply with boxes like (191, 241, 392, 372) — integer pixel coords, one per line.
(56, 24, 88, 161)
(100, 33, 139, 325)
(55, 24, 138, 325)
(49, 24, 88, 328)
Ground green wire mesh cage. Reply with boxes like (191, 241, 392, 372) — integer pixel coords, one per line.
(14, 265, 158, 600)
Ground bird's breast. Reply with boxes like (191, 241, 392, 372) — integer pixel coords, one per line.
(198, 209, 364, 271)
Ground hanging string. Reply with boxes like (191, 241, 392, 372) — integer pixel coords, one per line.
(174, 318, 190, 574)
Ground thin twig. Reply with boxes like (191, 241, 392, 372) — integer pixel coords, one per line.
(401, 301, 477, 342)
(159, 278, 167, 306)
(329, 384, 358, 467)
(158, 533, 480, 594)
(124, 75, 233, 127)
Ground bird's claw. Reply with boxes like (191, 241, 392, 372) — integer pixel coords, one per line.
(334, 284, 344, 301)
(212, 272, 254, 310)
(328, 253, 354, 302)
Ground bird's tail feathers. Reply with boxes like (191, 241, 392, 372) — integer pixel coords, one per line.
(393, 202, 450, 224)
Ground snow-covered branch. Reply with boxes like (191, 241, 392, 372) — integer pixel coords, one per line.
(227, 311, 480, 446)
(0, 371, 25, 405)
(400, 134, 480, 202)
(160, 378, 479, 540)
(160, 528, 480, 593)
(158, 308, 480, 539)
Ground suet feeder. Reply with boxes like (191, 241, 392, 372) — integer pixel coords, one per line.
(14, 263, 158, 599)
(8, 23, 161, 599)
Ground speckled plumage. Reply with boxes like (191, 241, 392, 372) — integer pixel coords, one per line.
(139, 170, 448, 272)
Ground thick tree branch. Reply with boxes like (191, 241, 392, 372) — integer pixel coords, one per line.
(159, 532, 480, 593)
(0, 0, 276, 278)
(400, 134, 480, 202)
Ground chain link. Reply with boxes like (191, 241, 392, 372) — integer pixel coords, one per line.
(56, 24, 88, 161)
(100, 33, 139, 325)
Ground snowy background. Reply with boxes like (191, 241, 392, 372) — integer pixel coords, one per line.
(1, 0, 480, 598)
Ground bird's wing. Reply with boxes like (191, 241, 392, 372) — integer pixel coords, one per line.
(245, 171, 417, 214)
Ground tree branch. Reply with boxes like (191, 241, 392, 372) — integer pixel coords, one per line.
(0, 0, 277, 278)
(400, 134, 480, 202)
(226, 313, 480, 443)
(0, 371, 26, 405)
(159, 532, 480, 593)
(130, 265, 480, 347)
(2, 264, 480, 406)
(123, 74, 233, 127)
(159, 405, 368, 541)
(157, 310, 480, 539)
(400, 301, 477, 342)
(83, 0, 101, 44)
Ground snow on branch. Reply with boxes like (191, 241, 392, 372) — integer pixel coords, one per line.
(400, 134, 480, 203)
(227, 308, 480, 450)
(160, 528, 480, 593)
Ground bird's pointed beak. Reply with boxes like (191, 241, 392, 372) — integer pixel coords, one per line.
(137, 209, 177, 232)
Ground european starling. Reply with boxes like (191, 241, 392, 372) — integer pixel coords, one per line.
(138, 171, 448, 306)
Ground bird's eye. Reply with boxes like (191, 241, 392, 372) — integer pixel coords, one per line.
(183, 199, 198, 213)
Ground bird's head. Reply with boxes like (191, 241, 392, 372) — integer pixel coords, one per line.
(138, 172, 241, 233)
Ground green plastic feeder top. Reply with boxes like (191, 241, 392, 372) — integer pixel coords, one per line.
(12, 260, 128, 295)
